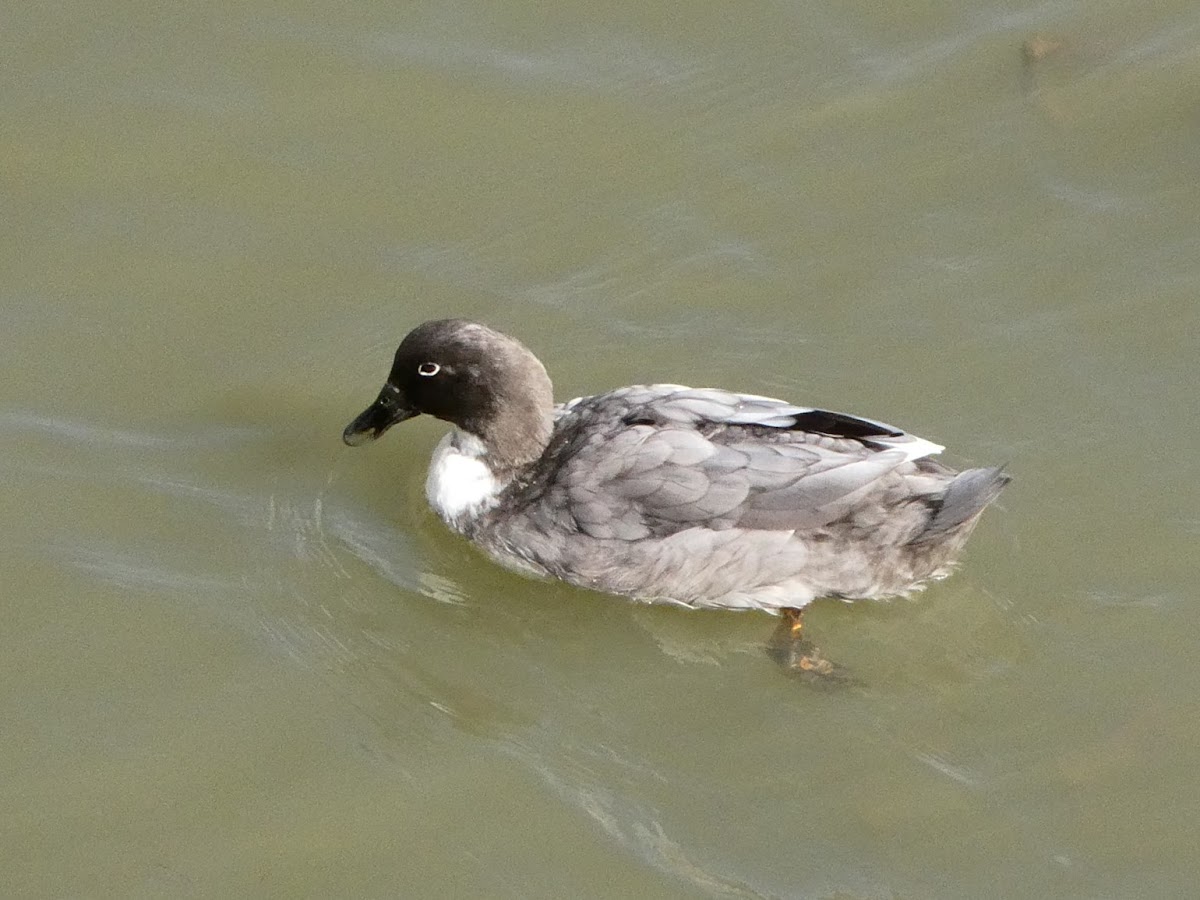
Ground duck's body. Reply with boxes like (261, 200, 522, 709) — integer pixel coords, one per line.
(344, 319, 1009, 622)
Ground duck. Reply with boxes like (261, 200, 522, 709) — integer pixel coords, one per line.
(343, 319, 1009, 675)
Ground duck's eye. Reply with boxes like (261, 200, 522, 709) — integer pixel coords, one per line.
(417, 362, 441, 377)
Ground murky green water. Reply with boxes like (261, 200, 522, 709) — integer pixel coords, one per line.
(5, 1, 1199, 896)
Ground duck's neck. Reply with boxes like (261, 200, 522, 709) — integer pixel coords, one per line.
(469, 363, 555, 474)
(425, 408, 553, 532)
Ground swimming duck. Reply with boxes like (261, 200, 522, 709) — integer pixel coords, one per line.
(343, 319, 1009, 675)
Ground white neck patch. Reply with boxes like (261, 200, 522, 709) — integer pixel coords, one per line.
(425, 430, 501, 529)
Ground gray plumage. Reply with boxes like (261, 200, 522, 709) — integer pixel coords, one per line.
(343, 320, 1010, 612)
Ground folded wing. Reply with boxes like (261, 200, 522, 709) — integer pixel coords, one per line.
(554, 387, 946, 540)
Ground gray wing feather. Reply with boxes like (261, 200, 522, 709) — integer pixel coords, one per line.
(747, 452, 905, 511)
(651, 389, 816, 428)
(622, 433, 674, 474)
(642, 466, 711, 509)
(553, 386, 933, 539)
(658, 394, 739, 422)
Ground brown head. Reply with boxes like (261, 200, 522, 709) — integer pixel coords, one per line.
(342, 319, 555, 471)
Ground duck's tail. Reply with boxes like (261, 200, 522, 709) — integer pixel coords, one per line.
(913, 466, 1011, 543)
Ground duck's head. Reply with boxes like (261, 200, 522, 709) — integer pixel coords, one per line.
(342, 319, 555, 467)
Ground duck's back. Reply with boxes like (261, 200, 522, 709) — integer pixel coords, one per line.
(481, 385, 1007, 610)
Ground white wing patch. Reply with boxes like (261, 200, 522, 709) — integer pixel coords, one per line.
(871, 433, 945, 462)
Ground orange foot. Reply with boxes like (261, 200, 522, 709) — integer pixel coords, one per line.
(795, 653, 835, 676)
(767, 608, 846, 681)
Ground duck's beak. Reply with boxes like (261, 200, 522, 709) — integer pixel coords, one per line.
(342, 384, 418, 446)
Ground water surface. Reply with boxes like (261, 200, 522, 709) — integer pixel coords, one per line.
(4, 1, 1200, 896)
